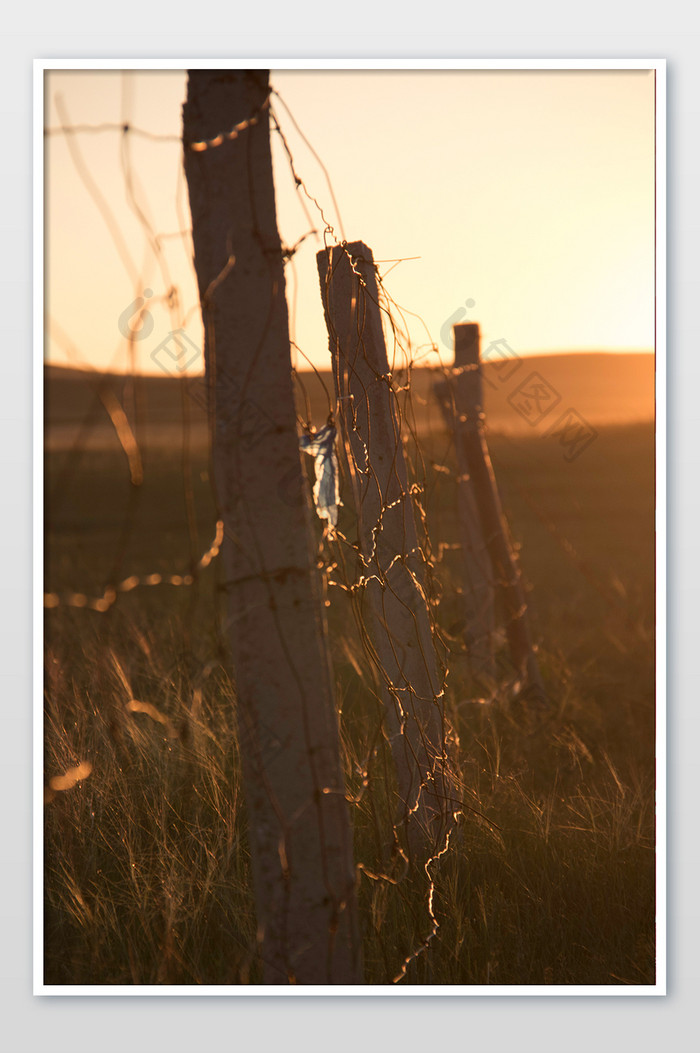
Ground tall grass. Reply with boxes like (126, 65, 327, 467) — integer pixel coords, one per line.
(43, 424, 655, 985)
(44, 614, 257, 984)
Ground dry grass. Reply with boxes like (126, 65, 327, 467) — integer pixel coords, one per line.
(43, 422, 655, 986)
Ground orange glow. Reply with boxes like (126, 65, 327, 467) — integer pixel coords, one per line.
(45, 69, 655, 376)
(48, 761, 93, 792)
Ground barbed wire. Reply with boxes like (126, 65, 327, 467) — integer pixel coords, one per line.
(43, 71, 644, 987)
(45, 520, 224, 612)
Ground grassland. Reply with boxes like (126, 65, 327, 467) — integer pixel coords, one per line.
(43, 369, 655, 986)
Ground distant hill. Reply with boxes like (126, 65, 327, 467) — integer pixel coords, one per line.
(45, 352, 654, 451)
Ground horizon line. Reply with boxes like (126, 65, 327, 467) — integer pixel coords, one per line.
(45, 347, 656, 379)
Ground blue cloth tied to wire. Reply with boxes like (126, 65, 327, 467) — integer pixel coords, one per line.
(299, 423, 340, 528)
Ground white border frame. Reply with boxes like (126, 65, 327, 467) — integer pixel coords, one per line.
(34, 57, 666, 997)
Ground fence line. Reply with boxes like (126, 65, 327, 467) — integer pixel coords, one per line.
(42, 71, 632, 986)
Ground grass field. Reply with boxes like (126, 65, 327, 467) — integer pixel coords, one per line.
(43, 388, 656, 985)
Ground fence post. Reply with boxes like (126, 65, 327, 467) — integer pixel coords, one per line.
(434, 324, 496, 685)
(183, 70, 360, 985)
(317, 241, 457, 859)
(439, 322, 545, 705)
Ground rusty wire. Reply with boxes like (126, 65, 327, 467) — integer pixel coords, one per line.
(44, 72, 559, 986)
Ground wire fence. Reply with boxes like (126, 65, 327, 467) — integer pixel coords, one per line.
(43, 71, 652, 986)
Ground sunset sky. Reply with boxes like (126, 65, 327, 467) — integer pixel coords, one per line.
(44, 66, 656, 375)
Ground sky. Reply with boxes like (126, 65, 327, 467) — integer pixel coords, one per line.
(44, 67, 656, 376)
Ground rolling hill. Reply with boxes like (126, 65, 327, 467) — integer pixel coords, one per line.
(45, 352, 654, 452)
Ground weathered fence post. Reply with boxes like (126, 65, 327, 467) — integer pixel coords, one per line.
(437, 322, 545, 704)
(183, 70, 360, 985)
(317, 241, 457, 858)
(434, 324, 496, 685)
